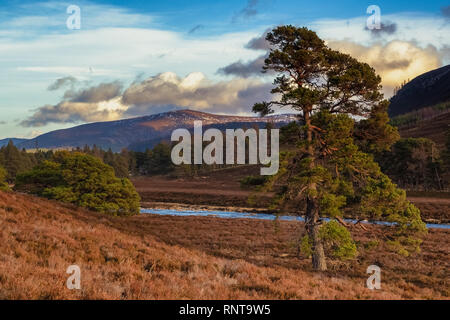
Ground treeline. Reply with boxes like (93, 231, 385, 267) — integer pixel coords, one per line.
(278, 119, 450, 191)
(0, 138, 243, 185)
(68, 143, 228, 177)
(1, 126, 449, 191)
(0, 140, 49, 183)
(0, 140, 173, 182)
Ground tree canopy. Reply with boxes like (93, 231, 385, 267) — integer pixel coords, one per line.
(0, 165, 9, 191)
(15, 152, 140, 216)
(0, 140, 36, 182)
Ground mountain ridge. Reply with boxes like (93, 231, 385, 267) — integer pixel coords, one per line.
(389, 65, 450, 117)
(18, 109, 298, 152)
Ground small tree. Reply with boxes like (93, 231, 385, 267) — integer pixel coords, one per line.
(0, 140, 34, 182)
(15, 152, 140, 216)
(0, 165, 9, 191)
(443, 128, 450, 171)
(253, 26, 426, 270)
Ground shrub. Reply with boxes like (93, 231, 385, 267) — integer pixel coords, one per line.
(319, 221, 358, 260)
(299, 235, 312, 258)
(15, 152, 140, 216)
(240, 175, 268, 188)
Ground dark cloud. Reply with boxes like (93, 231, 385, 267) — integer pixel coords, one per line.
(232, 0, 259, 23)
(0, 121, 7, 125)
(442, 6, 450, 18)
(217, 54, 267, 78)
(121, 72, 271, 115)
(47, 78, 123, 103)
(365, 21, 397, 36)
(188, 24, 204, 34)
(21, 81, 124, 127)
(64, 81, 123, 103)
(384, 59, 411, 69)
(125, 105, 183, 117)
(217, 29, 273, 78)
(440, 45, 450, 61)
(20, 102, 124, 127)
(47, 76, 78, 91)
(245, 29, 271, 50)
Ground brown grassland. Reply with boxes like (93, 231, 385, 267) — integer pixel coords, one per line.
(0, 190, 448, 300)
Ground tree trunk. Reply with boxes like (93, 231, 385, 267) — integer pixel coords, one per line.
(304, 110, 327, 271)
(306, 194, 327, 271)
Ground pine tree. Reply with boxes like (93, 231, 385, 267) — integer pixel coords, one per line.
(0, 140, 34, 182)
(15, 152, 140, 216)
(253, 26, 426, 270)
(354, 100, 400, 154)
(0, 165, 9, 191)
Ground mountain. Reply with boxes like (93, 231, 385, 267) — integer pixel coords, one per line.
(18, 109, 298, 152)
(389, 65, 450, 117)
(0, 138, 29, 148)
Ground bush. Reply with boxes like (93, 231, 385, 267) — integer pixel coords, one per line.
(15, 152, 140, 216)
(240, 175, 268, 188)
(299, 235, 312, 258)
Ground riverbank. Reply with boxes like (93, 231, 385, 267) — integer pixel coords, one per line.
(133, 171, 450, 224)
(141, 200, 450, 225)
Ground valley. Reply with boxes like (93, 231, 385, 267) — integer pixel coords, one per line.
(0, 190, 448, 299)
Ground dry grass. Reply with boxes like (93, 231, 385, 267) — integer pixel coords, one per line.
(0, 190, 448, 299)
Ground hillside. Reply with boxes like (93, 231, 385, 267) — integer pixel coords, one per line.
(17, 110, 297, 152)
(0, 190, 448, 299)
(389, 65, 450, 117)
(398, 111, 450, 147)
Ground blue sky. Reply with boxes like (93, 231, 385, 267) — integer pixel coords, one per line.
(1, 0, 449, 139)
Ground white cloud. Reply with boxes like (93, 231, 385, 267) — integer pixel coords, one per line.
(327, 40, 441, 96)
(20, 72, 274, 127)
(308, 12, 449, 96)
(123, 71, 272, 112)
(311, 13, 450, 52)
(2, 3, 450, 138)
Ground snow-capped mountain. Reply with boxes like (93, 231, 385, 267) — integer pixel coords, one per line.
(18, 109, 298, 152)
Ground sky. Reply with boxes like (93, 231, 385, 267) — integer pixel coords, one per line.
(1, 0, 449, 139)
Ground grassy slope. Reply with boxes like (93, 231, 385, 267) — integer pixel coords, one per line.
(398, 112, 450, 147)
(0, 190, 447, 299)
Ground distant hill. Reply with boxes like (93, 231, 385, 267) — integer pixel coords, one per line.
(0, 138, 28, 148)
(18, 109, 297, 152)
(389, 65, 450, 117)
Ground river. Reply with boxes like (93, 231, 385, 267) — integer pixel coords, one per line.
(141, 208, 450, 230)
